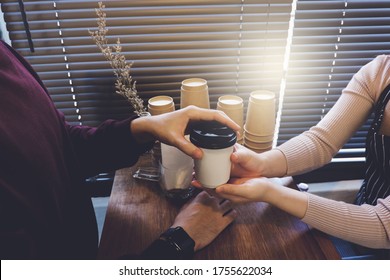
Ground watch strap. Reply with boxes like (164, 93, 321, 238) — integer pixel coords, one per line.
(159, 226, 195, 259)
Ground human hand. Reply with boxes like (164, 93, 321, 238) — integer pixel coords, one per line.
(217, 177, 308, 219)
(212, 177, 276, 204)
(230, 144, 288, 178)
(131, 106, 240, 159)
(171, 191, 237, 251)
(229, 144, 264, 177)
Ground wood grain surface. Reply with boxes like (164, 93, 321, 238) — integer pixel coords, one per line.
(98, 163, 340, 260)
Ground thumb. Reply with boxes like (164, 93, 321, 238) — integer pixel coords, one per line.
(231, 149, 249, 165)
(217, 179, 242, 194)
(216, 184, 248, 203)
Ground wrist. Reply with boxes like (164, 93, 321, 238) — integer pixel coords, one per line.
(131, 116, 156, 144)
(159, 226, 195, 259)
(262, 180, 280, 204)
(255, 153, 266, 175)
(259, 149, 287, 177)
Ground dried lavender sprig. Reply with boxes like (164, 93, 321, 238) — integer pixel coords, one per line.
(89, 2, 146, 115)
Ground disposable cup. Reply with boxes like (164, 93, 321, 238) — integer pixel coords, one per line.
(244, 128, 274, 142)
(243, 138, 273, 149)
(181, 78, 207, 91)
(193, 147, 233, 188)
(161, 142, 193, 168)
(216, 104, 244, 124)
(249, 90, 275, 104)
(216, 95, 244, 138)
(148, 95, 175, 116)
(180, 87, 210, 109)
(217, 95, 244, 110)
(148, 104, 175, 116)
(245, 90, 276, 136)
(147, 96, 174, 166)
(159, 140, 194, 200)
(159, 163, 195, 200)
(245, 147, 271, 154)
(180, 78, 210, 109)
(159, 162, 193, 191)
(190, 121, 237, 188)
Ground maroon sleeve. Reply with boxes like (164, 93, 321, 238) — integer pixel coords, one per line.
(65, 115, 154, 178)
(1, 39, 154, 178)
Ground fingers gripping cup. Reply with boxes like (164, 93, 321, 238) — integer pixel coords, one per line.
(190, 121, 237, 188)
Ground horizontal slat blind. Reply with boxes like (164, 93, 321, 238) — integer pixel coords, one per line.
(279, 0, 390, 164)
(1, 0, 292, 126)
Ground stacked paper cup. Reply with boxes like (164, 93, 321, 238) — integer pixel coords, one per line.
(216, 95, 244, 144)
(180, 78, 210, 109)
(244, 90, 276, 153)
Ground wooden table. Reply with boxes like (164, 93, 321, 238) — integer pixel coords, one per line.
(98, 162, 340, 260)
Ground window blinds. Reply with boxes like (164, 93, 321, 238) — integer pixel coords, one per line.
(278, 0, 390, 164)
(1, 0, 292, 127)
(2, 0, 389, 180)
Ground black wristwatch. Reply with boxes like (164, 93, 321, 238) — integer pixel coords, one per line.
(159, 226, 195, 259)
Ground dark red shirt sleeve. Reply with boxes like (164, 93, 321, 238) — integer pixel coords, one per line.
(65, 116, 154, 179)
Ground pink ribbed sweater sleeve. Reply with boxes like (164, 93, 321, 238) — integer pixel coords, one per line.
(302, 193, 390, 248)
(275, 55, 390, 248)
(276, 55, 390, 176)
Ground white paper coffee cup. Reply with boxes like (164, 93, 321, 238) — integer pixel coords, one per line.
(193, 146, 234, 188)
(190, 120, 237, 188)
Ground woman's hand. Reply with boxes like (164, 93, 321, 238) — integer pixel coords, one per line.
(215, 177, 308, 219)
(229, 144, 263, 177)
(230, 144, 288, 178)
(131, 106, 240, 159)
(192, 177, 273, 204)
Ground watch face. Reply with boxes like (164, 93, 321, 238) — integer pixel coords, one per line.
(162, 227, 187, 241)
(164, 227, 177, 236)
(161, 226, 195, 257)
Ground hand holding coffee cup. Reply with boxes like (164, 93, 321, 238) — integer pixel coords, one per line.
(190, 120, 237, 188)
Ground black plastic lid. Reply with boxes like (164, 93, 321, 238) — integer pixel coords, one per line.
(190, 120, 237, 149)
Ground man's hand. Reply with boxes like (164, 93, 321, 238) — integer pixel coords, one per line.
(171, 191, 237, 251)
(131, 106, 240, 159)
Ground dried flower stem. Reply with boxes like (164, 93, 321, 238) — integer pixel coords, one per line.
(89, 2, 146, 115)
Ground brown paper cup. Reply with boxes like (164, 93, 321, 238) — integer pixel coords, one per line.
(245, 90, 276, 136)
(148, 95, 175, 116)
(244, 128, 274, 142)
(217, 95, 243, 110)
(216, 95, 244, 137)
(181, 78, 208, 91)
(180, 87, 210, 109)
(243, 138, 273, 149)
